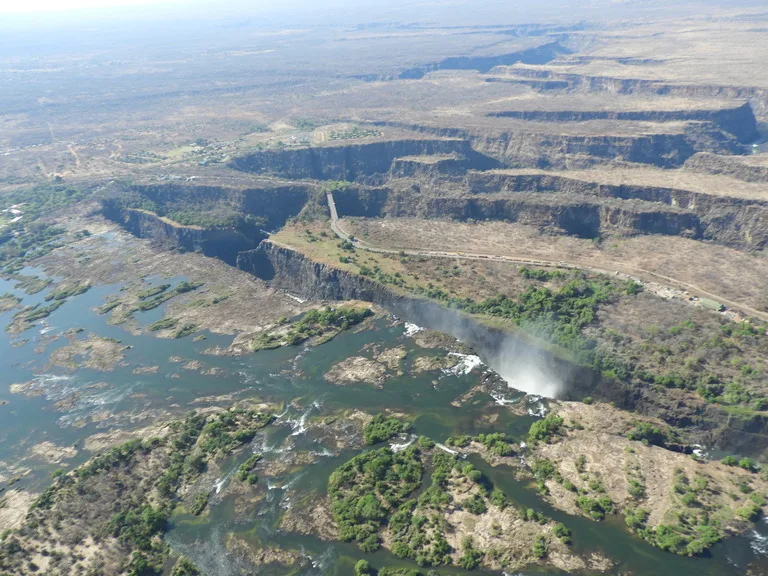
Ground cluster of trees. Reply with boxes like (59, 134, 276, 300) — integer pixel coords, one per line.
(328, 446, 423, 552)
(364, 414, 411, 445)
(254, 306, 373, 350)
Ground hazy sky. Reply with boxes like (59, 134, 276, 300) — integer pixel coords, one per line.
(0, 0, 180, 12)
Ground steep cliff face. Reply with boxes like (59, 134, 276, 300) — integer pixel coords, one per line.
(240, 241, 396, 303)
(390, 156, 469, 179)
(327, 184, 705, 241)
(466, 171, 768, 249)
(242, 241, 768, 453)
(370, 121, 738, 169)
(110, 208, 263, 265)
(488, 102, 759, 143)
(332, 185, 391, 218)
(498, 67, 768, 121)
(245, 240, 600, 391)
(684, 152, 768, 183)
(354, 41, 570, 81)
(126, 183, 313, 230)
(229, 139, 499, 180)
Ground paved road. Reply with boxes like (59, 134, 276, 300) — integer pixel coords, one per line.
(326, 193, 768, 322)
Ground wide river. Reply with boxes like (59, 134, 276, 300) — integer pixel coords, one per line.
(1, 268, 767, 576)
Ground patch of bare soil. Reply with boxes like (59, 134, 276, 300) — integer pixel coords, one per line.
(324, 356, 387, 388)
(0, 294, 20, 312)
(48, 333, 125, 371)
(534, 401, 768, 532)
(373, 346, 408, 373)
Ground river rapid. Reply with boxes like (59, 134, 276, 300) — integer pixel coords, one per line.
(1, 269, 768, 576)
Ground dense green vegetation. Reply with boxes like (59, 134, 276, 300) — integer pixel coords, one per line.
(189, 492, 209, 516)
(576, 496, 615, 521)
(236, 454, 262, 484)
(528, 415, 564, 444)
(460, 277, 635, 365)
(44, 282, 90, 302)
(138, 281, 203, 312)
(364, 414, 411, 445)
(9, 300, 66, 327)
(444, 433, 515, 457)
(148, 317, 179, 331)
(0, 184, 93, 274)
(173, 323, 199, 338)
(137, 284, 171, 300)
(626, 422, 670, 447)
(171, 556, 202, 576)
(252, 306, 373, 350)
(328, 446, 423, 552)
(328, 419, 567, 571)
(518, 266, 566, 281)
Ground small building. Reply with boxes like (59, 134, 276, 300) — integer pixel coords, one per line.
(700, 298, 725, 312)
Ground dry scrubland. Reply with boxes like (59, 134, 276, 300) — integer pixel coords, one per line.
(343, 217, 768, 314)
(4, 2, 768, 575)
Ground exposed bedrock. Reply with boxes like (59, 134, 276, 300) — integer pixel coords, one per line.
(124, 183, 313, 230)
(229, 139, 499, 181)
(370, 121, 740, 169)
(389, 195, 701, 240)
(684, 152, 768, 183)
(242, 241, 768, 455)
(466, 171, 768, 250)
(109, 207, 263, 265)
(331, 185, 716, 243)
(354, 41, 570, 81)
(498, 67, 768, 121)
(487, 102, 759, 143)
(241, 239, 600, 391)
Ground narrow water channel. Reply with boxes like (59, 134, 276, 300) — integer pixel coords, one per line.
(2, 270, 768, 575)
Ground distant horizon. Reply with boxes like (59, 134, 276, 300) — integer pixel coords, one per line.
(0, 0, 180, 13)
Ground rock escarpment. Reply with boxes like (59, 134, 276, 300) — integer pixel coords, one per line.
(230, 138, 499, 181)
(494, 66, 768, 120)
(111, 208, 263, 265)
(684, 152, 768, 182)
(487, 101, 759, 143)
(466, 171, 768, 250)
(370, 120, 742, 169)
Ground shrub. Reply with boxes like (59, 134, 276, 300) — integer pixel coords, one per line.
(626, 422, 668, 447)
(553, 523, 572, 544)
(462, 493, 487, 515)
(528, 415, 564, 443)
(722, 455, 738, 466)
(458, 538, 483, 570)
(354, 559, 371, 575)
(363, 414, 410, 445)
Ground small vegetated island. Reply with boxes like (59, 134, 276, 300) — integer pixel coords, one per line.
(4, 4, 768, 576)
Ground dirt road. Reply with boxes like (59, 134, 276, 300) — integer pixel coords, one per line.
(326, 193, 768, 322)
